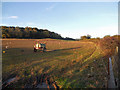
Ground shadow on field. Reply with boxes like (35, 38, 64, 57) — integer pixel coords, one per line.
(2, 45, 81, 55)
(47, 47, 81, 52)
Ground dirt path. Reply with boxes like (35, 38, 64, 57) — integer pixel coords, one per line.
(108, 57, 116, 88)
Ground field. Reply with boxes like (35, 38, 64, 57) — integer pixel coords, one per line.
(2, 39, 109, 88)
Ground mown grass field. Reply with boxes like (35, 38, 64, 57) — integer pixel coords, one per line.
(2, 39, 108, 88)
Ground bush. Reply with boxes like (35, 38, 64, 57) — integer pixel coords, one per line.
(98, 36, 118, 57)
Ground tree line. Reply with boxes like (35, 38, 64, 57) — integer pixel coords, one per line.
(1, 26, 64, 39)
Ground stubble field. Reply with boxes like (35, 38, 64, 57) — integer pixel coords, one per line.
(2, 39, 108, 88)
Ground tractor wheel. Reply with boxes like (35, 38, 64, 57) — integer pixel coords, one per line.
(34, 48, 37, 52)
(42, 48, 46, 52)
(44, 47, 46, 50)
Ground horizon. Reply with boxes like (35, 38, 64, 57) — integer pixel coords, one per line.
(1, 25, 118, 39)
(1, 2, 118, 39)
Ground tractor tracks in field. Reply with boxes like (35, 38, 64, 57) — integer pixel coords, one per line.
(2, 73, 59, 89)
(78, 43, 98, 73)
(82, 43, 97, 64)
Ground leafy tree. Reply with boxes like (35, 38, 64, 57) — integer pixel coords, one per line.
(81, 36, 87, 40)
(24, 27, 30, 38)
(2, 34, 6, 38)
(1, 26, 64, 39)
(86, 34, 91, 39)
(81, 34, 91, 40)
(15, 27, 22, 38)
(104, 35, 111, 38)
(96, 37, 100, 39)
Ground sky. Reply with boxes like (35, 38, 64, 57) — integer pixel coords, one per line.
(1, 2, 118, 39)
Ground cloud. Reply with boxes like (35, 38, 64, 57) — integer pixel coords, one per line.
(46, 4, 57, 11)
(8, 16, 18, 19)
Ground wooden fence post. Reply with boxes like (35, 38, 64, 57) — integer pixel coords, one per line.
(108, 58, 110, 76)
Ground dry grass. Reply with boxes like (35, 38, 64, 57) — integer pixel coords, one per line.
(2, 38, 109, 88)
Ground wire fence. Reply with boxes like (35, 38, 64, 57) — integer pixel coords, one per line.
(108, 46, 119, 88)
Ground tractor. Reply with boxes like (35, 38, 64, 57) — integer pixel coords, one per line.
(34, 41, 46, 52)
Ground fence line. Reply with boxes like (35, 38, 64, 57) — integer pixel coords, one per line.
(108, 57, 116, 88)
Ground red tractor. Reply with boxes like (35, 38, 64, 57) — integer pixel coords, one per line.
(34, 41, 46, 52)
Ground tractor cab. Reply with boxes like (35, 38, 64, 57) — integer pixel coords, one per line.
(34, 41, 46, 52)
